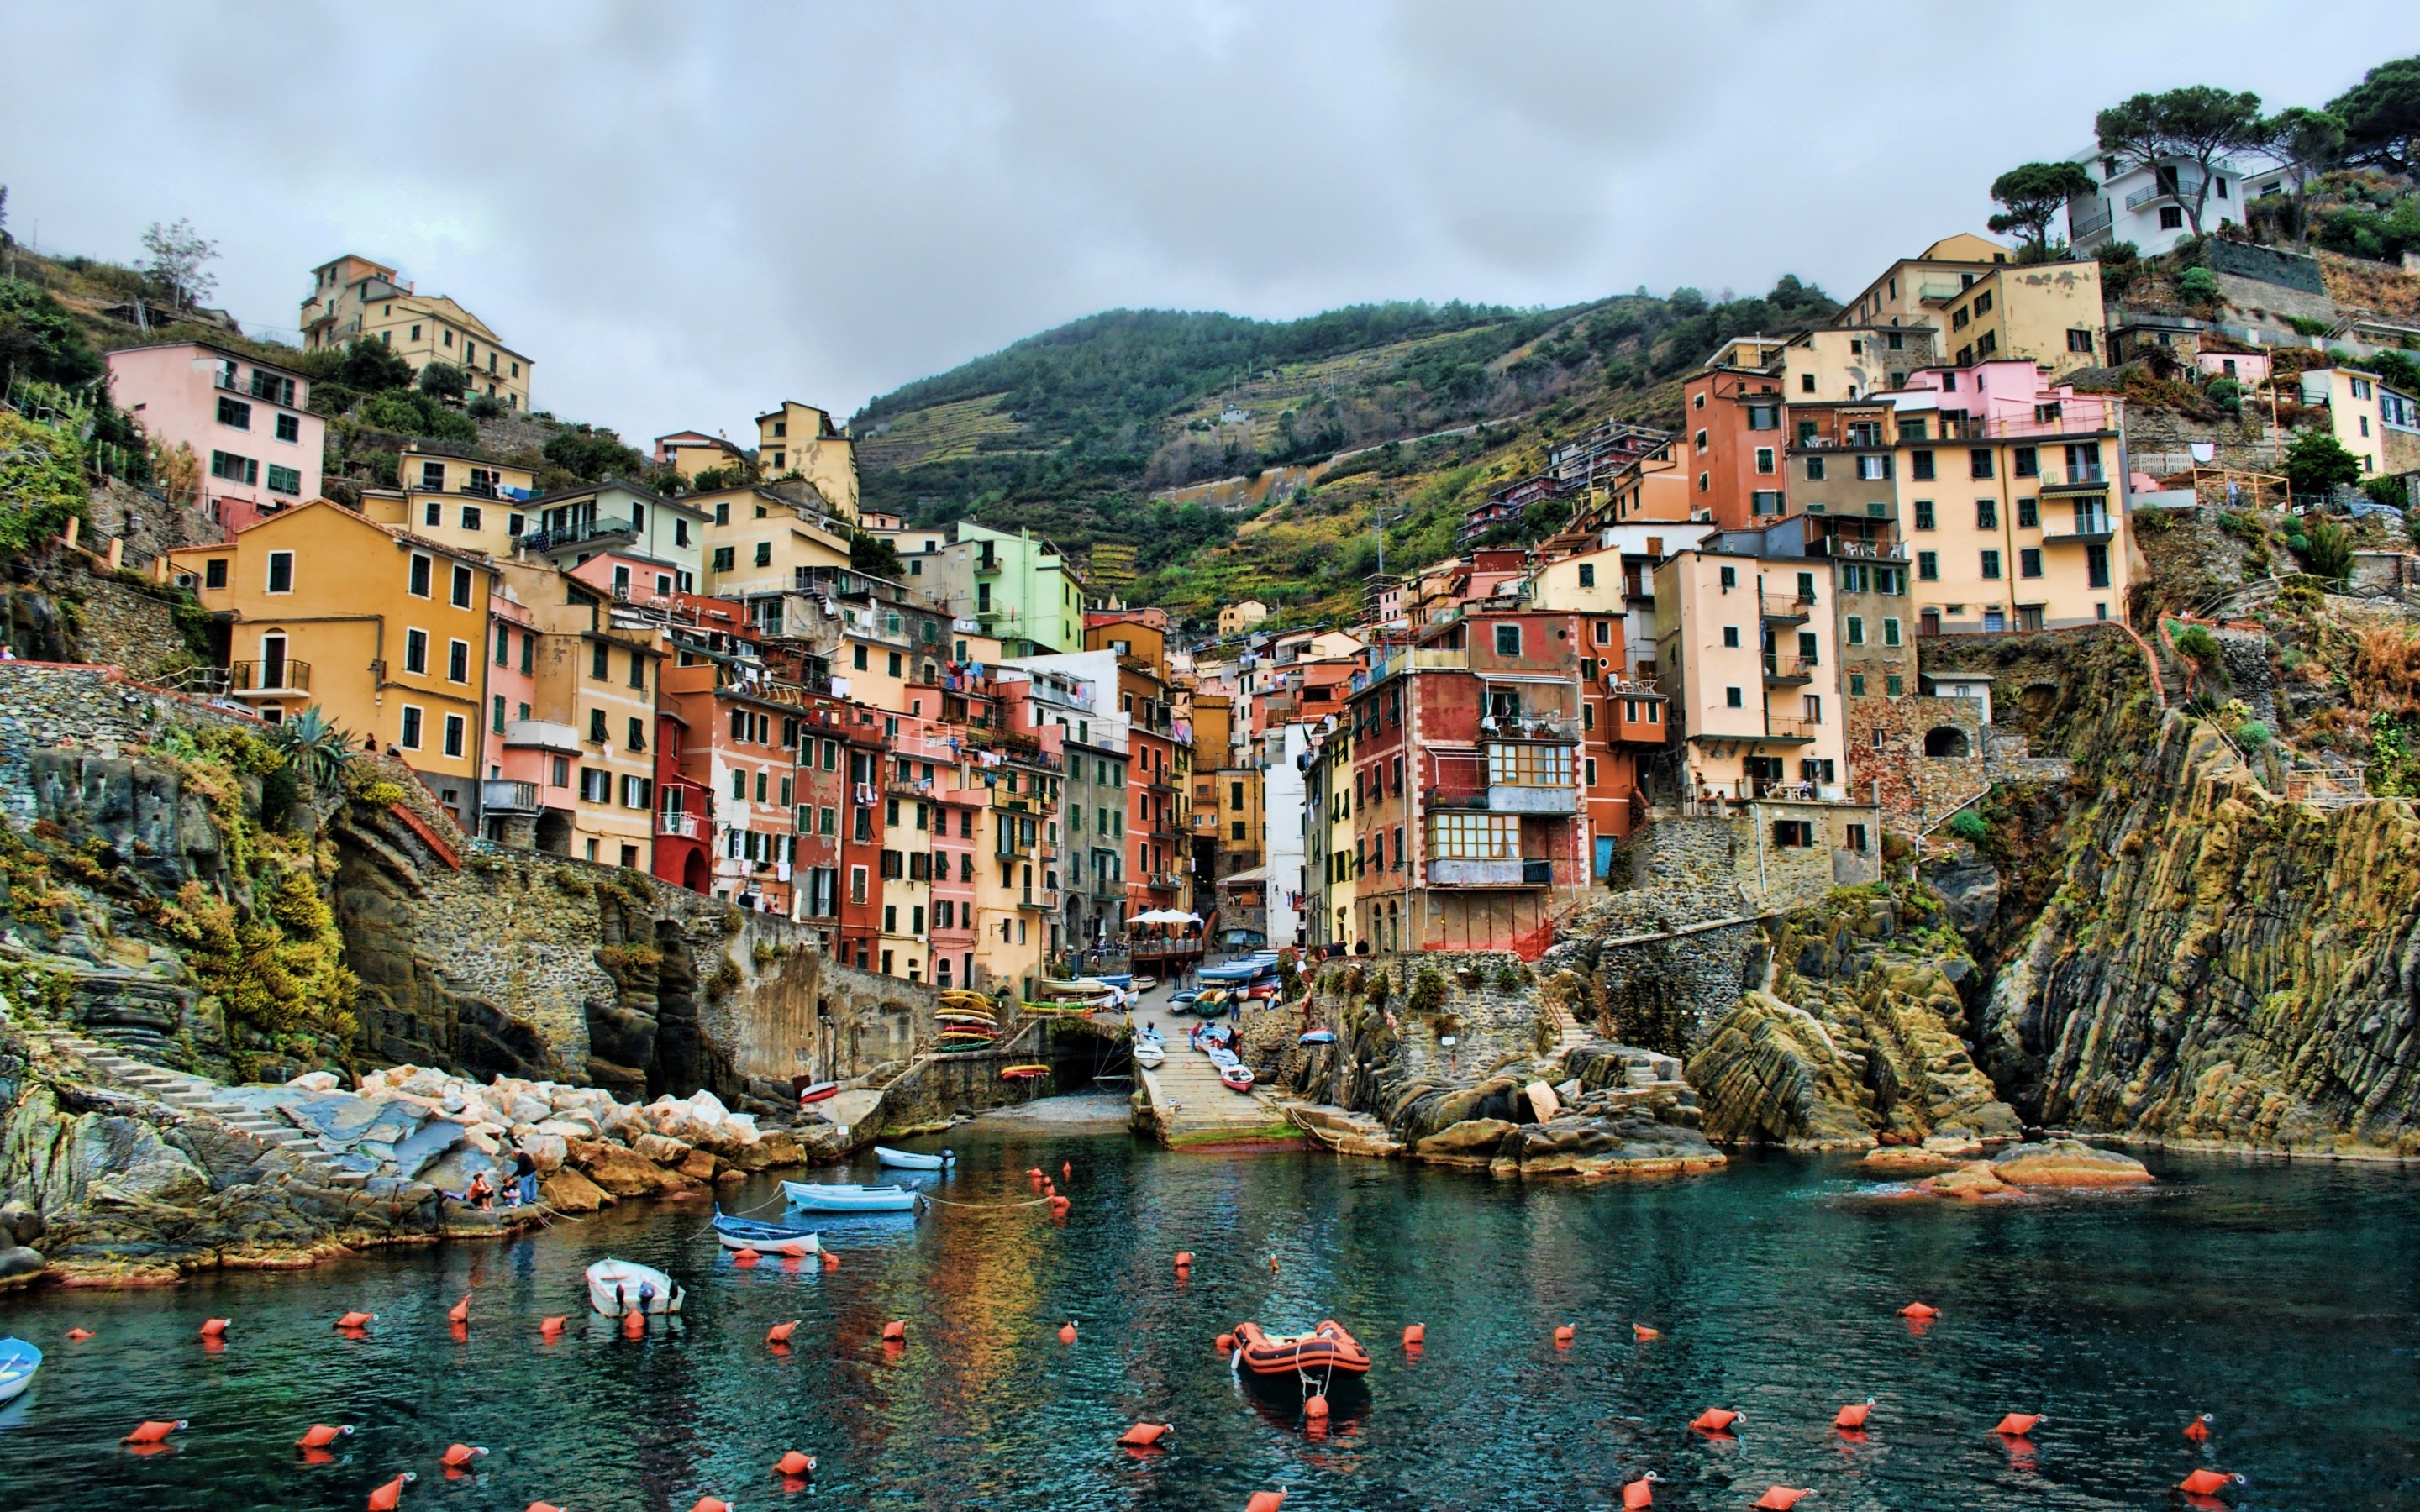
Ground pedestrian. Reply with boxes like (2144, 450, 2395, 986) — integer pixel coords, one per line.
(510, 1149, 539, 1208)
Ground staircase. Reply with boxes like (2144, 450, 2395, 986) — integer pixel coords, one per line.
(21, 1027, 374, 1190)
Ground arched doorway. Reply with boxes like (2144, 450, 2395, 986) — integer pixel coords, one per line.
(1923, 727, 1971, 759)
(534, 810, 572, 854)
(681, 848, 709, 893)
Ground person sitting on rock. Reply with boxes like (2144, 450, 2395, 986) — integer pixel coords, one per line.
(462, 1172, 495, 1211)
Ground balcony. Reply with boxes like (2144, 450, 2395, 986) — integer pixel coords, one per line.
(2125, 175, 2211, 213)
(1760, 592, 1812, 624)
(2041, 465, 2110, 494)
(227, 659, 310, 696)
(2040, 517, 2116, 544)
(1487, 784, 1578, 816)
(2070, 201, 2113, 240)
(481, 780, 540, 814)
(1691, 717, 1817, 745)
(1019, 888, 1061, 911)
(656, 811, 703, 839)
(1427, 857, 1555, 888)
(1916, 281, 1970, 307)
(1811, 535, 1907, 560)
(973, 551, 1001, 575)
(1477, 713, 1580, 742)
(1763, 654, 1815, 685)
(522, 517, 638, 554)
(502, 719, 583, 753)
(1609, 699, 1669, 745)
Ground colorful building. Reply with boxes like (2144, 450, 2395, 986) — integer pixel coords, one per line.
(299, 254, 534, 411)
(753, 402, 860, 522)
(107, 342, 324, 533)
(935, 522, 1086, 654)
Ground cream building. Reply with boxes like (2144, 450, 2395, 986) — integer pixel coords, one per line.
(1655, 535, 1849, 803)
(300, 254, 534, 411)
(755, 402, 860, 523)
(1833, 235, 2107, 378)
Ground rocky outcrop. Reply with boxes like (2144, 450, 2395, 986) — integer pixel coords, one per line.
(1687, 885, 2023, 1150)
(1981, 715, 2420, 1156)
(1891, 1141, 2154, 1202)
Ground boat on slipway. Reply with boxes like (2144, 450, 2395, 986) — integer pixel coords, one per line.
(782, 1180, 923, 1214)
(711, 1207, 820, 1255)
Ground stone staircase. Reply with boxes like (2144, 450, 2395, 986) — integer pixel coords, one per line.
(22, 1026, 373, 1190)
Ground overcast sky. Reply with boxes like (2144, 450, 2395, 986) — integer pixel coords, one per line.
(6, 3, 2416, 442)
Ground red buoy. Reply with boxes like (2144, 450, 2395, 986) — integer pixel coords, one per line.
(2184, 1412, 2214, 1442)
(539, 1316, 566, 1337)
(336, 1311, 375, 1330)
(1634, 1323, 1660, 1341)
(732, 1247, 760, 1265)
(298, 1425, 353, 1449)
(1174, 1251, 1194, 1268)
(65, 1327, 95, 1341)
(1049, 1194, 1071, 1216)
(1899, 1302, 1939, 1320)
(1834, 1398, 1875, 1430)
(774, 1450, 818, 1477)
(767, 1320, 799, 1345)
(367, 1473, 416, 1510)
(1245, 1492, 1286, 1512)
(881, 1320, 907, 1341)
(1402, 1324, 1425, 1347)
(1553, 1324, 1576, 1346)
(2180, 1469, 2244, 1496)
(1754, 1488, 1811, 1510)
(691, 1499, 732, 1512)
(447, 1294, 470, 1326)
(1061, 1161, 1071, 1179)
(622, 1307, 645, 1339)
(1215, 1332, 1235, 1352)
(1993, 1413, 2043, 1436)
(198, 1318, 229, 1339)
(1303, 1394, 1329, 1421)
(441, 1445, 487, 1468)
(1118, 1422, 1174, 1448)
(1058, 1321, 1078, 1344)
(527, 1504, 566, 1512)
(1690, 1408, 1741, 1435)
(1621, 1473, 1662, 1509)
(821, 1249, 839, 1271)
(124, 1420, 187, 1444)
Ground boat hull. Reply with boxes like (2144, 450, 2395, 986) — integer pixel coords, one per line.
(781, 1179, 921, 1214)
(1229, 1320, 1371, 1388)
(875, 1146, 953, 1171)
(586, 1259, 681, 1315)
(712, 1208, 820, 1254)
(0, 1339, 39, 1405)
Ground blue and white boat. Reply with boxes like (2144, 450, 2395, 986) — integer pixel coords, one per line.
(875, 1146, 954, 1171)
(0, 1338, 39, 1405)
(782, 1179, 922, 1214)
(712, 1205, 821, 1254)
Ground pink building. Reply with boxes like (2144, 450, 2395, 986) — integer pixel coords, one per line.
(477, 590, 548, 843)
(106, 342, 325, 532)
(1891, 359, 2121, 434)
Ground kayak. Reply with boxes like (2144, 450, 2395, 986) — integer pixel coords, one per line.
(587, 1257, 682, 1315)
(712, 1206, 819, 1255)
(876, 1146, 955, 1171)
(1299, 1030, 1336, 1045)
(782, 1180, 921, 1214)
(0, 1337, 39, 1404)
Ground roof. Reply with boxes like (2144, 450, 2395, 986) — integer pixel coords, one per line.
(106, 339, 313, 384)
(523, 475, 710, 520)
(160, 496, 498, 573)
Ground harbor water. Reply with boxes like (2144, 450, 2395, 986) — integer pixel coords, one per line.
(2, 1127, 2415, 1510)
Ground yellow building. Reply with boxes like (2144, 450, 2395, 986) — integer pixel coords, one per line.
(1315, 729, 1358, 951)
(1654, 541, 1849, 802)
(1778, 325, 1943, 402)
(357, 443, 540, 560)
(1833, 235, 2106, 378)
(2299, 367, 2403, 478)
(160, 498, 499, 828)
(300, 254, 534, 412)
(653, 430, 749, 481)
(1217, 598, 1270, 636)
(694, 482, 855, 633)
(754, 402, 860, 523)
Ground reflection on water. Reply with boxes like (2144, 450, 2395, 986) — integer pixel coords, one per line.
(1, 1136, 2416, 1510)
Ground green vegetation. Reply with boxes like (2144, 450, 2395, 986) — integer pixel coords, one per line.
(1988, 161, 2096, 258)
(0, 408, 87, 549)
(1947, 810, 1991, 843)
(2284, 429, 2365, 498)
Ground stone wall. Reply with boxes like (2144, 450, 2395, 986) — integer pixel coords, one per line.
(0, 545, 208, 685)
(0, 664, 258, 827)
(1847, 693, 1988, 833)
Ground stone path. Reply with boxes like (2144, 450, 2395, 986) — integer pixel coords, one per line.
(21, 1026, 373, 1191)
(1139, 1020, 1293, 1145)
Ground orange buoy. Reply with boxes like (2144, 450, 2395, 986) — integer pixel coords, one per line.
(1754, 1488, 1811, 1510)
(1992, 1412, 2043, 1436)
(1402, 1324, 1425, 1347)
(539, 1316, 566, 1337)
(622, 1307, 645, 1338)
(447, 1294, 471, 1326)
(527, 1504, 566, 1512)
(1553, 1324, 1576, 1346)
(881, 1320, 907, 1341)
(1028, 1167, 1046, 1180)
(691, 1499, 731, 1512)
(2184, 1412, 2214, 1442)
(1058, 1321, 1078, 1344)
(442, 1445, 487, 1468)
(1215, 1332, 1235, 1352)
(1898, 1302, 1939, 1320)
(1690, 1408, 1742, 1435)
(1303, 1394, 1329, 1420)
(1117, 1422, 1174, 1448)
(337, 1311, 375, 1329)
(1244, 1492, 1286, 1512)
(767, 1320, 800, 1345)
(367, 1473, 416, 1510)
(732, 1247, 760, 1264)
(1621, 1473, 1663, 1509)
(1634, 1323, 1660, 1341)
(1061, 1161, 1071, 1179)
(299, 1424, 354, 1449)
(822, 1250, 840, 1272)
(774, 1450, 818, 1477)
(199, 1318, 230, 1339)
(1834, 1397, 1875, 1430)
(124, 1420, 187, 1444)
(2180, 1469, 2244, 1496)
(1173, 1251, 1194, 1268)
(66, 1327, 95, 1341)
(1048, 1195, 1071, 1216)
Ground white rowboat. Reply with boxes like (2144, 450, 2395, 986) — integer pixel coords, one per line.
(875, 1146, 955, 1171)
(586, 1257, 682, 1315)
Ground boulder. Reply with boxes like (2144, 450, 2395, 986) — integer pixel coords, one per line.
(514, 1132, 569, 1175)
(677, 1149, 719, 1182)
(1990, 1139, 2153, 1187)
(1860, 1146, 1966, 1175)
(1411, 1118, 1518, 1167)
(566, 1138, 694, 1198)
(631, 1132, 692, 1166)
(535, 1115, 599, 1140)
(1922, 1163, 2021, 1200)
(0, 1245, 45, 1287)
(539, 1167, 613, 1213)
(285, 1071, 340, 1093)
(1491, 1114, 1726, 1178)
(0, 1200, 45, 1247)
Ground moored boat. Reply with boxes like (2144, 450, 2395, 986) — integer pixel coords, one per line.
(586, 1258, 683, 1315)
(1229, 1320, 1370, 1388)
(0, 1337, 40, 1404)
(781, 1179, 922, 1214)
(1219, 1063, 1256, 1092)
(797, 1081, 840, 1105)
(876, 1146, 955, 1170)
(712, 1206, 820, 1255)
(1134, 1040, 1165, 1069)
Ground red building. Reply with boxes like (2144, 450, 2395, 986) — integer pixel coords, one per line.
(651, 706, 713, 893)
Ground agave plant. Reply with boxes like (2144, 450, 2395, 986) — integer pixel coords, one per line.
(271, 706, 357, 790)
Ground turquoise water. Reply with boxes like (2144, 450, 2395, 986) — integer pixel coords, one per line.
(1, 1133, 2415, 1511)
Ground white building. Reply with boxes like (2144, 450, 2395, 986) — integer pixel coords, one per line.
(2064, 148, 2289, 258)
(1261, 722, 1313, 949)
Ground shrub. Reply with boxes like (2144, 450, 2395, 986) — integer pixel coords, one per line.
(418, 360, 467, 400)
(0, 410, 87, 550)
(1407, 966, 1449, 1018)
(466, 391, 502, 420)
(2301, 519, 2354, 585)
(2174, 624, 2221, 665)
(2177, 266, 2222, 302)
(1947, 810, 1990, 843)
(2234, 719, 2272, 747)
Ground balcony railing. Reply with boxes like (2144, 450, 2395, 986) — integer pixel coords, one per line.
(2069, 201, 2113, 240)
(1760, 592, 1812, 622)
(1693, 717, 1817, 743)
(2041, 518, 2115, 544)
(481, 780, 540, 814)
(656, 811, 703, 839)
(1426, 857, 1555, 888)
(1763, 655, 1815, 684)
(502, 718, 582, 753)
(522, 517, 638, 554)
(228, 659, 310, 694)
(1813, 536, 1907, 560)
(2125, 175, 2210, 213)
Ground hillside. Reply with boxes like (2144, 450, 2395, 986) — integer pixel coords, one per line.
(850, 279, 1840, 623)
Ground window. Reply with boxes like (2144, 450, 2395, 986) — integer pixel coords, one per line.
(1969, 449, 1993, 480)
(712, 546, 735, 572)
(1910, 449, 1934, 480)
(1487, 743, 1571, 785)
(1754, 447, 1776, 474)
(1882, 617, 1902, 648)
(216, 396, 251, 430)
(1747, 404, 1778, 430)
(2086, 543, 2112, 590)
(1980, 549, 2002, 580)
(853, 644, 868, 671)
(2159, 206, 2184, 229)
(1972, 291, 1992, 317)
(1751, 489, 1783, 515)
(1976, 498, 1997, 529)
(1494, 623, 1521, 656)
(628, 717, 645, 751)
(1913, 500, 1935, 530)
(1804, 455, 1826, 480)
(209, 449, 258, 485)
(1428, 811, 1518, 859)
(1771, 820, 1815, 848)
(1577, 564, 1596, 588)
(443, 714, 466, 758)
(204, 557, 229, 590)
(1846, 615, 1865, 645)
(402, 628, 429, 675)
(1722, 625, 1740, 648)
(887, 651, 902, 678)
(1801, 373, 1815, 393)
(450, 564, 473, 607)
(1803, 694, 1823, 725)
(265, 550, 293, 593)
(399, 706, 424, 749)
(2020, 548, 2043, 578)
(1849, 454, 1884, 483)
(447, 638, 469, 683)
(1719, 565, 1736, 589)
(1725, 686, 1744, 708)
(590, 708, 608, 743)
(2017, 496, 2039, 528)
(404, 554, 433, 598)
(1917, 551, 1939, 580)
(1849, 673, 1866, 696)
(754, 541, 771, 568)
